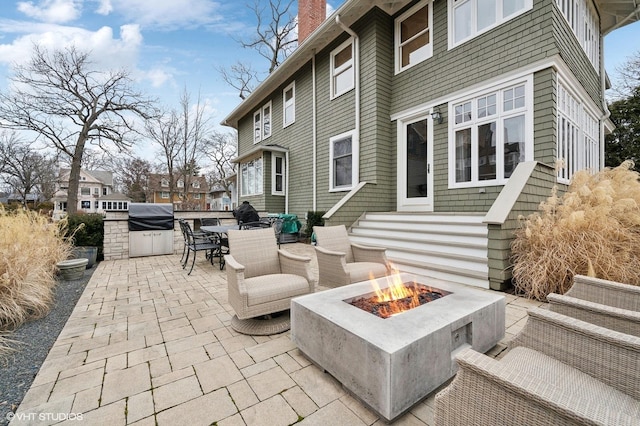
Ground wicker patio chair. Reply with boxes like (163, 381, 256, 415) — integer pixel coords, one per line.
(224, 227, 316, 334)
(547, 274, 640, 336)
(313, 224, 389, 288)
(435, 307, 640, 426)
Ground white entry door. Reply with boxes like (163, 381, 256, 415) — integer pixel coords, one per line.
(397, 113, 434, 211)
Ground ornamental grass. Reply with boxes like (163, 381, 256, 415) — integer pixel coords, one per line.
(511, 161, 640, 301)
(0, 207, 71, 354)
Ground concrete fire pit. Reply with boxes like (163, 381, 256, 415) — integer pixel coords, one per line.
(291, 273, 505, 422)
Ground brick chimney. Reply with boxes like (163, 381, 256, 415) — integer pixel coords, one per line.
(298, 0, 326, 44)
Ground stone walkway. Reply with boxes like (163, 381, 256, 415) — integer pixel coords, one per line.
(11, 244, 543, 425)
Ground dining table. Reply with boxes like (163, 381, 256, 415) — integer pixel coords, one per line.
(200, 224, 239, 270)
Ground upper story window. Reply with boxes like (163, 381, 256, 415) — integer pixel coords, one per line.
(93, 187, 99, 195)
(272, 154, 286, 196)
(102, 187, 107, 196)
(80, 187, 90, 196)
(161, 178, 169, 187)
(557, 80, 600, 184)
(254, 101, 272, 143)
(177, 180, 184, 188)
(449, 77, 533, 188)
(395, 0, 433, 73)
(555, 0, 600, 71)
(329, 130, 359, 191)
(449, 0, 532, 48)
(192, 181, 200, 189)
(283, 82, 295, 127)
(331, 38, 354, 98)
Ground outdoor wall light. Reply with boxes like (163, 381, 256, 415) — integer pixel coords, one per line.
(431, 109, 443, 125)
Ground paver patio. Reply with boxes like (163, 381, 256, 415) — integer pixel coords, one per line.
(11, 243, 543, 425)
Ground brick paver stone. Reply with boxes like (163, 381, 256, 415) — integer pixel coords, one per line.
(101, 362, 151, 405)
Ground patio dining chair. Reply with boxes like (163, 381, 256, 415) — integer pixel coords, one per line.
(224, 227, 316, 334)
(313, 224, 390, 288)
(179, 219, 221, 275)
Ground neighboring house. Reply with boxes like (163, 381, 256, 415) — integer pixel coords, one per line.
(52, 169, 129, 219)
(222, 0, 639, 290)
(148, 174, 209, 211)
(208, 175, 238, 211)
(0, 192, 43, 207)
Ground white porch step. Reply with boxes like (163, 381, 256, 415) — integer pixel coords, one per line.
(348, 212, 489, 289)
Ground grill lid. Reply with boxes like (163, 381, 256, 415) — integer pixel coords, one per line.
(128, 203, 174, 231)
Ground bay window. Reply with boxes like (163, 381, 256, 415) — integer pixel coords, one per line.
(450, 78, 532, 187)
(241, 157, 263, 196)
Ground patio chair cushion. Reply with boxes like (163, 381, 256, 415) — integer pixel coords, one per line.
(314, 225, 355, 263)
(500, 346, 640, 419)
(244, 273, 313, 306)
(346, 262, 389, 283)
(227, 229, 281, 278)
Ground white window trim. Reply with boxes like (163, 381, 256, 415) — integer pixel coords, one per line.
(395, 0, 434, 74)
(271, 153, 286, 196)
(448, 75, 534, 189)
(556, 76, 601, 184)
(448, 0, 533, 50)
(253, 109, 262, 144)
(161, 191, 169, 199)
(161, 179, 168, 187)
(329, 130, 359, 192)
(330, 37, 355, 99)
(554, 0, 600, 72)
(240, 156, 264, 196)
(262, 101, 272, 139)
(283, 81, 296, 128)
(192, 181, 200, 188)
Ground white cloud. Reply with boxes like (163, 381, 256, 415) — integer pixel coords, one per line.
(17, 0, 81, 23)
(95, 0, 112, 15)
(101, 0, 223, 29)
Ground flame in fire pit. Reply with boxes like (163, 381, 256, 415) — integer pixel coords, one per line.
(347, 266, 450, 318)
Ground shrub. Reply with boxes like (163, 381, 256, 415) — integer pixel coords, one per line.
(65, 213, 104, 261)
(511, 161, 640, 300)
(304, 211, 325, 239)
(0, 207, 71, 354)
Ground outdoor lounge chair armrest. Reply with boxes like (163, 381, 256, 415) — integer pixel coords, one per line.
(435, 348, 637, 426)
(511, 307, 640, 399)
(568, 275, 640, 311)
(548, 293, 640, 337)
(351, 243, 388, 266)
(278, 249, 317, 291)
(224, 254, 245, 273)
(314, 245, 350, 287)
(224, 254, 250, 307)
(313, 245, 347, 258)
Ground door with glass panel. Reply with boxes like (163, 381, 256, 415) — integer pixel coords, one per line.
(398, 114, 433, 211)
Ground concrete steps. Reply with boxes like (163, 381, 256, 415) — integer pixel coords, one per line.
(348, 212, 489, 288)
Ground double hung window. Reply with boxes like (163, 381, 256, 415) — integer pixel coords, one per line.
(555, 0, 599, 70)
(272, 154, 286, 195)
(253, 101, 272, 143)
(330, 39, 354, 98)
(329, 130, 358, 191)
(395, 0, 433, 73)
(450, 78, 531, 187)
(283, 82, 295, 127)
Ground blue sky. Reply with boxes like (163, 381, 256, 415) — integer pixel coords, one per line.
(0, 0, 638, 159)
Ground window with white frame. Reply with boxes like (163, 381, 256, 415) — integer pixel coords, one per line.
(241, 157, 263, 196)
(161, 191, 169, 199)
(192, 181, 200, 189)
(161, 179, 168, 187)
(331, 38, 354, 98)
(93, 187, 99, 195)
(283, 82, 295, 127)
(395, 0, 433, 73)
(272, 154, 286, 195)
(177, 180, 184, 188)
(262, 102, 272, 138)
(556, 81, 600, 183)
(329, 130, 359, 191)
(194, 193, 201, 199)
(450, 78, 531, 187)
(103, 187, 107, 196)
(253, 109, 262, 143)
(555, 0, 600, 71)
(81, 201, 90, 209)
(450, 0, 532, 47)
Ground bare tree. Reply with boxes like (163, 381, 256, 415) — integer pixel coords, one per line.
(216, 62, 260, 100)
(0, 131, 56, 207)
(217, 0, 297, 98)
(146, 110, 181, 203)
(115, 156, 153, 202)
(203, 130, 237, 199)
(612, 50, 640, 99)
(0, 44, 157, 214)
